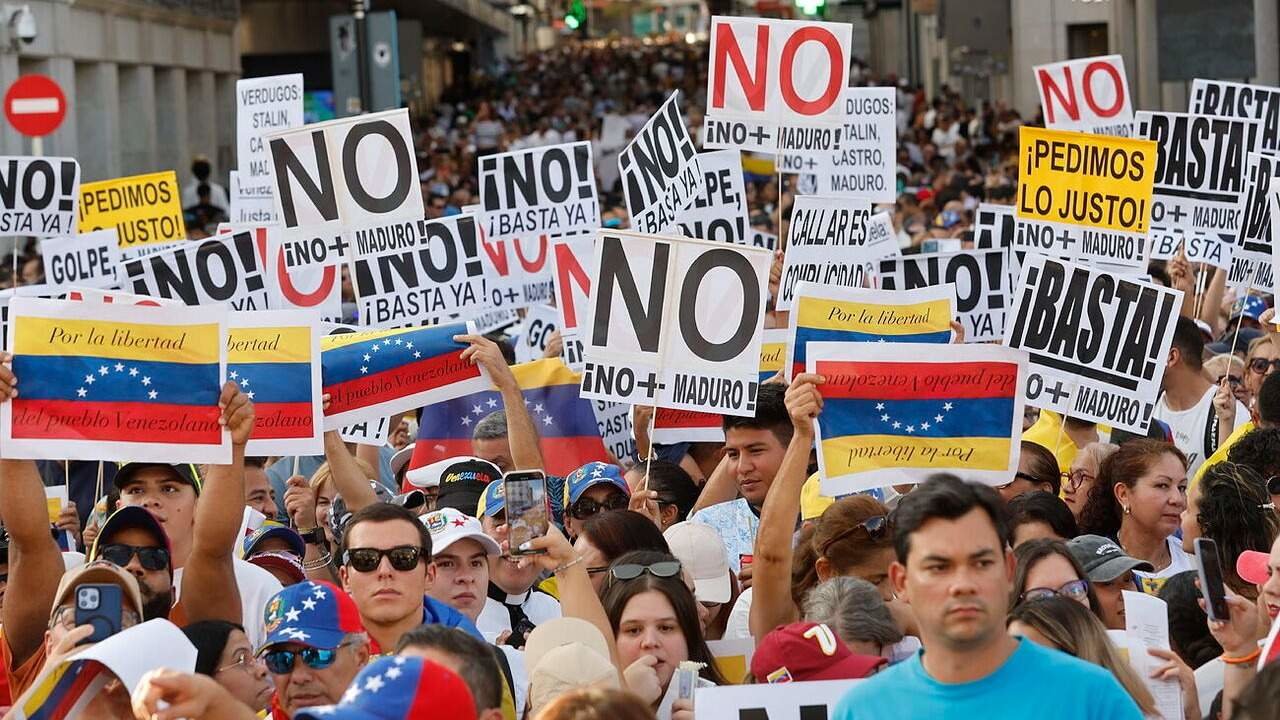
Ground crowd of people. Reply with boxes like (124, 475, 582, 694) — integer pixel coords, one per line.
(0, 32, 1276, 720)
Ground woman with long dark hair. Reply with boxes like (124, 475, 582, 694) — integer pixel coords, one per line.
(1180, 462, 1279, 598)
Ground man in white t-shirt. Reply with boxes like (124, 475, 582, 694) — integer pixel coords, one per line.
(1153, 317, 1248, 476)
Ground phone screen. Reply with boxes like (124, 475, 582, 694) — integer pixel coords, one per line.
(74, 583, 123, 645)
(504, 471, 549, 555)
(1194, 538, 1229, 622)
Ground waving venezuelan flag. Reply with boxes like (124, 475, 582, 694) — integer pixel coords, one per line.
(809, 342, 1026, 495)
(2, 297, 229, 463)
(786, 282, 954, 380)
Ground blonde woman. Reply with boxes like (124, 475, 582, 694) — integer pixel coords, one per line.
(1063, 442, 1118, 522)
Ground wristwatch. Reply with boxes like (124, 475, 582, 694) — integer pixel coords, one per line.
(297, 527, 325, 546)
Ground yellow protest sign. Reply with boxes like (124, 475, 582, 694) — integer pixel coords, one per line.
(78, 171, 185, 248)
(1017, 126, 1157, 234)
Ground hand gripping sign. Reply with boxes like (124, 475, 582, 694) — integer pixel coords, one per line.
(1003, 255, 1182, 434)
(267, 108, 424, 271)
(579, 230, 771, 417)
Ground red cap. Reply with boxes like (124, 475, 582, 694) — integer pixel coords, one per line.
(1237, 550, 1271, 585)
(750, 622, 886, 683)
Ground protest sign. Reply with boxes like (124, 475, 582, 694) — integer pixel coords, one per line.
(1272, 185, 1280, 302)
(227, 310, 323, 456)
(0, 156, 79, 236)
(78, 171, 185, 250)
(1035, 55, 1134, 136)
(777, 195, 875, 310)
(514, 304, 559, 364)
(216, 223, 343, 323)
(695, 678, 858, 720)
(864, 211, 900, 261)
(229, 170, 278, 225)
(1229, 256, 1273, 294)
(1004, 255, 1182, 433)
(749, 228, 778, 250)
(1148, 227, 1232, 270)
(339, 415, 390, 446)
(620, 92, 704, 235)
(706, 638, 756, 686)
(1135, 111, 1262, 235)
(1236, 152, 1280, 264)
(879, 248, 1008, 342)
(580, 230, 771, 416)
(478, 141, 599, 243)
(267, 108, 423, 270)
(39, 229, 121, 291)
(351, 214, 490, 327)
(1016, 126, 1155, 269)
(816, 87, 897, 201)
(123, 229, 271, 310)
(551, 231, 595, 371)
(320, 322, 489, 429)
(470, 307, 520, 335)
(0, 284, 56, 352)
(676, 149, 750, 245)
(703, 16, 853, 153)
(236, 73, 304, 193)
(810, 342, 1025, 493)
(785, 282, 954, 380)
(1, 297, 229, 463)
(1189, 80, 1280, 152)
(593, 400, 635, 464)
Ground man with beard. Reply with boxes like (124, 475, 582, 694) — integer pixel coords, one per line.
(0, 376, 255, 703)
(832, 475, 1142, 720)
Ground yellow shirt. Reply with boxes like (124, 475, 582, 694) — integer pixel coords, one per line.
(1022, 411, 1078, 475)
(1191, 421, 1255, 488)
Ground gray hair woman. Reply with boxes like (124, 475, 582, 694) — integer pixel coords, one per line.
(802, 576, 905, 658)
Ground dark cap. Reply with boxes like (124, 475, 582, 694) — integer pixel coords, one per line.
(1066, 534, 1153, 582)
(114, 462, 202, 495)
(434, 458, 502, 517)
(90, 506, 173, 574)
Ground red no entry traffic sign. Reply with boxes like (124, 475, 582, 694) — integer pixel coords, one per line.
(5, 74, 66, 137)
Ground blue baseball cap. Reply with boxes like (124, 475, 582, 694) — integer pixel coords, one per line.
(260, 580, 364, 653)
(1232, 295, 1267, 322)
(564, 462, 629, 505)
(242, 523, 305, 559)
(294, 656, 477, 720)
(477, 479, 506, 518)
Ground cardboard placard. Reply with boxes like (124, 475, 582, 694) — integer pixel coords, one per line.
(1035, 55, 1134, 137)
(0, 156, 80, 237)
(878, 248, 1008, 342)
(694, 678, 859, 720)
(39, 229, 122, 291)
(1003, 255, 1183, 433)
(551, 231, 596, 371)
(1235, 152, 1280, 264)
(1189, 80, 1280, 152)
(478, 141, 599, 243)
(236, 74, 305, 193)
(228, 310, 324, 457)
(338, 415, 390, 446)
(580, 230, 771, 416)
(620, 92, 704, 235)
(78, 171, 185, 249)
(676, 149, 750, 245)
(228, 170, 278, 225)
(513, 304, 560, 364)
(816, 87, 898, 201)
(123, 230, 270, 310)
(592, 399, 636, 463)
(267, 108, 424, 270)
(776, 195, 875, 310)
(1148, 227, 1232, 270)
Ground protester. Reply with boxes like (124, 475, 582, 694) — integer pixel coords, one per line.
(1237, 533, 1280, 622)
(395, 625, 508, 720)
(292, 656, 478, 720)
(1010, 539, 1102, 619)
(244, 457, 277, 520)
(1154, 317, 1249, 475)
(532, 687, 656, 720)
(1223, 427, 1280, 507)
(574, 510, 670, 594)
(474, 480, 564, 644)
(663, 522, 735, 639)
(1063, 442, 1118, 521)
(243, 524, 307, 586)
(801, 576, 907, 660)
(833, 475, 1143, 719)
(998, 441, 1061, 501)
(641, 461, 700, 530)
(563, 462, 631, 540)
(1180, 462, 1279, 597)
(522, 617, 620, 716)
(750, 621, 885, 683)
(1078, 439, 1192, 594)
(1005, 491, 1079, 546)
(182, 619, 274, 713)
(1065, 535, 1153, 630)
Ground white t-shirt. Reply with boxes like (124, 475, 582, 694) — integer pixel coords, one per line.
(173, 557, 283, 650)
(722, 586, 753, 641)
(1131, 536, 1195, 595)
(1153, 385, 1248, 477)
(476, 588, 562, 642)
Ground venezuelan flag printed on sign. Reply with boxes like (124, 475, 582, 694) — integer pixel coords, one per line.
(786, 282, 955, 380)
(0, 297, 230, 464)
(412, 358, 607, 477)
(12, 654, 108, 720)
(228, 310, 323, 456)
(320, 322, 489, 430)
(809, 341, 1026, 495)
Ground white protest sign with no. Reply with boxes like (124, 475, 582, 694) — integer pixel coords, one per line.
(1004, 255, 1182, 433)
(0, 156, 80, 237)
(1190, 80, 1280, 153)
(236, 74, 304, 193)
(620, 92, 704, 235)
(1148, 227, 1232, 270)
(695, 679, 859, 720)
(40, 229, 122, 291)
(1035, 55, 1134, 136)
(879, 248, 1009, 342)
(581, 230, 770, 416)
(777, 195, 874, 310)
(123, 230, 271, 310)
(676, 149, 750, 245)
(478, 141, 599, 243)
(267, 108, 423, 270)
(339, 416, 390, 446)
(551, 232, 594, 371)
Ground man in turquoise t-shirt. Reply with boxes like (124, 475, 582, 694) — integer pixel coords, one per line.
(834, 475, 1143, 720)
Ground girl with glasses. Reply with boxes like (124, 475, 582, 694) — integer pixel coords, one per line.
(1010, 539, 1103, 621)
(1244, 335, 1280, 415)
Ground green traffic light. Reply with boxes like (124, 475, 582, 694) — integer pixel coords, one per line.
(564, 13, 580, 28)
(794, 0, 824, 15)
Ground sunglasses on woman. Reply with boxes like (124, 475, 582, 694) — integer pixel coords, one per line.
(342, 546, 426, 573)
(1020, 578, 1090, 604)
(1217, 374, 1243, 387)
(1249, 358, 1280, 375)
(819, 515, 890, 556)
(569, 492, 628, 519)
(97, 543, 170, 572)
(609, 560, 682, 582)
(263, 641, 355, 675)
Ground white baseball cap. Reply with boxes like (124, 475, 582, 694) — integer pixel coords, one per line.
(420, 507, 500, 556)
(664, 521, 732, 604)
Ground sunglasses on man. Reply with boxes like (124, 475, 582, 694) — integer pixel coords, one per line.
(342, 546, 426, 573)
(98, 543, 170, 572)
(263, 640, 358, 675)
(569, 492, 628, 519)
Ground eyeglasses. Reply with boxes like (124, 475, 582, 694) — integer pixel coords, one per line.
(1061, 470, 1094, 493)
(1218, 374, 1244, 387)
(569, 493, 628, 519)
(342, 546, 426, 573)
(1020, 579, 1090, 604)
(609, 560, 682, 582)
(263, 641, 354, 675)
(1249, 358, 1280, 375)
(216, 649, 261, 675)
(819, 515, 891, 556)
(50, 604, 140, 631)
(1266, 475, 1280, 496)
(997, 472, 1041, 490)
(98, 543, 170, 572)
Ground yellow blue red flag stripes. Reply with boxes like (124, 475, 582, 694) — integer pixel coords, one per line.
(11, 657, 109, 720)
(785, 282, 954, 380)
(809, 342, 1026, 495)
(228, 310, 322, 456)
(0, 297, 230, 464)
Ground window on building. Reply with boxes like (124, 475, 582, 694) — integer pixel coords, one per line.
(1067, 23, 1109, 59)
